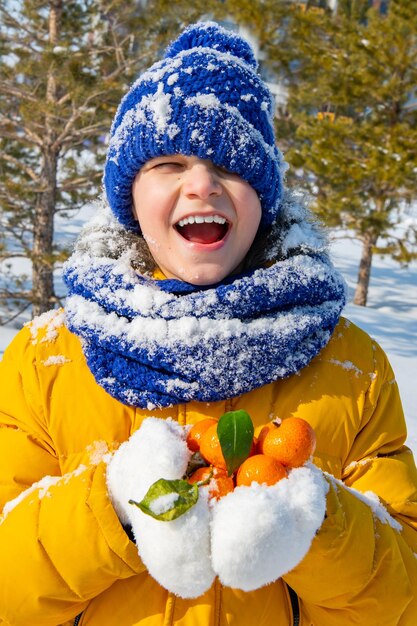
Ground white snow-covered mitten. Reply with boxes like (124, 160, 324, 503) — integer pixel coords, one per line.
(210, 463, 328, 591)
(106, 417, 190, 525)
(106, 417, 215, 598)
(131, 484, 215, 598)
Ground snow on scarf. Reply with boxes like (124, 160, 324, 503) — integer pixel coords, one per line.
(63, 197, 346, 409)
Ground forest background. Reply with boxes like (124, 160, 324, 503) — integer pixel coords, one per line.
(0, 0, 416, 322)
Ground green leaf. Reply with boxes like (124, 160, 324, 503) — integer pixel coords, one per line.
(217, 410, 254, 476)
(129, 478, 199, 522)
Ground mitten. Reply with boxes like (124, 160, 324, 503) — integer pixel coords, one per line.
(106, 418, 189, 525)
(106, 417, 215, 598)
(210, 463, 328, 591)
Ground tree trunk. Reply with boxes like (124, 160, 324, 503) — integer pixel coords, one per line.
(353, 231, 378, 307)
(32, 1, 62, 317)
(32, 151, 58, 317)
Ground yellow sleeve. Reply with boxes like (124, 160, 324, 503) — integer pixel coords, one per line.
(0, 330, 144, 626)
(284, 340, 417, 624)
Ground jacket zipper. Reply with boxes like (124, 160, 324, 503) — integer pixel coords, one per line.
(72, 589, 299, 626)
(72, 579, 298, 625)
(287, 584, 300, 626)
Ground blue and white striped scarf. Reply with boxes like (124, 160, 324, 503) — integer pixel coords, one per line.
(63, 202, 346, 409)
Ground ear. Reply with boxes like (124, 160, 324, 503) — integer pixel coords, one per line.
(131, 203, 139, 222)
(131, 173, 141, 222)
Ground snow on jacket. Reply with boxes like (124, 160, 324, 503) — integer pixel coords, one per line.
(0, 310, 417, 626)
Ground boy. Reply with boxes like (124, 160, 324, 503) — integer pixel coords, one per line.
(0, 21, 416, 626)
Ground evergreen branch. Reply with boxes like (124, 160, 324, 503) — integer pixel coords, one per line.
(55, 123, 103, 150)
(0, 301, 31, 326)
(0, 6, 46, 41)
(56, 92, 71, 107)
(0, 81, 40, 104)
(0, 153, 40, 182)
(0, 32, 39, 54)
(51, 90, 113, 149)
(59, 174, 101, 192)
(59, 123, 107, 148)
(0, 115, 44, 147)
(0, 216, 34, 242)
(102, 56, 142, 82)
(0, 250, 32, 261)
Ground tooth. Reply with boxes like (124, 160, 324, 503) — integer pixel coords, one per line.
(188, 216, 195, 224)
(178, 219, 185, 227)
(195, 216, 204, 223)
(204, 216, 214, 223)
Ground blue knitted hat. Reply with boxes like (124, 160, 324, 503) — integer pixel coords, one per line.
(104, 21, 286, 231)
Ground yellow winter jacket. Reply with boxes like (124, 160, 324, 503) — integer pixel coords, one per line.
(0, 311, 417, 626)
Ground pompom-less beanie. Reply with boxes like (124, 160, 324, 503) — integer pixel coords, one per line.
(104, 21, 287, 231)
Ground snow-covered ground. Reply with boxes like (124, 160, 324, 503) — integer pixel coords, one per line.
(330, 234, 417, 454)
(0, 220, 416, 453)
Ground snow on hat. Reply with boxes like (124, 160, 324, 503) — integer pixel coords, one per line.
(104, 21, 287, 231)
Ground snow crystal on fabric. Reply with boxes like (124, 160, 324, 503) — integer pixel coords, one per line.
(1, 465, 88, 523)
(86, 440, 112, 465)
(327, 359, 363, 377)
(327, 474, 402, 532)
(27, 309, 65, 345)
(41, 355, 71, 366)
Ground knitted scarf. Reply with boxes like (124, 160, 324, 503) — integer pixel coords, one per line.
(63, 197, 346, 409)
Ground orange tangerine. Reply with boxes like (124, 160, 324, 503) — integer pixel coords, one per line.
(236, 454, 288, 487)
(249, 437, 257, 457)
(199, 423, 227, 471)
(188, 466, 234, 500)
(256, 420, 280, 453)
(186, 418, 218, 453)
(261, 417, 316, 468)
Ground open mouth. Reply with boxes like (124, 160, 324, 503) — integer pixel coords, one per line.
(175, 215, 230, 244)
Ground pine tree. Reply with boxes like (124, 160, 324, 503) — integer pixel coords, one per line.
(278, 0, 417, 305)
(0, 0, 146, 319)
(225, 0, 417, 305)
(0, 0, 228, 323)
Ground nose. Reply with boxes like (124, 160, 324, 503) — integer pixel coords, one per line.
(182, 163, 222, 199)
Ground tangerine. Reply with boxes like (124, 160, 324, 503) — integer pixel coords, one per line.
(186, 418, 218, 453)
(188, 466, 234, 500)
(236, 454, 288, 487)
(249, 437, 257, 457)
(199, 423, 227, 471)
(256, 420, 281, 453)
(261, 417, 316, 468)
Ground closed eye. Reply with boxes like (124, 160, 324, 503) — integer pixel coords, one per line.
(147, 157, 185, 172)
(213, 164, 240, 179)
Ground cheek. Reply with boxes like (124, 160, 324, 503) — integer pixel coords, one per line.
(135, 201, 165, 238)
(240, 192, 262, 237)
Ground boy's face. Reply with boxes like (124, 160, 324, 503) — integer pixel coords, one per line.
(132, 155, 262, 285)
